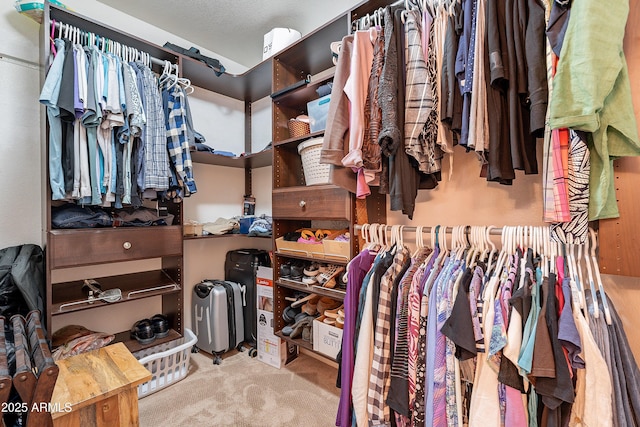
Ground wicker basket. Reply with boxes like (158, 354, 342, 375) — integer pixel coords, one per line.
(288, 118, 311, 138)
(298, 138, 330, 185)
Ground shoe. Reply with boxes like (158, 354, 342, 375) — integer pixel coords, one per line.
(317, 265, 344, 287)
(302, 323, 313, 342)
(323, 317, 336, 326)
(282, 305, 301, 323)
(336, 316, 344, 329)
(324, 304, 344, 319)
(282, 324, 294, 336)
(280, 262, 291, 278)
(302, 275, 317, 285)
(150, 314, 169, 338)
(290, 293, 320, 308)
(290, 263, 304, 280)
(316, 297, 341, 315)
(290, 317, 314, 339)
(302, 300, 318, 316)
(131, 319, 155, 344)
(303, 262, 321, 277)
(294, 311, 309, 323)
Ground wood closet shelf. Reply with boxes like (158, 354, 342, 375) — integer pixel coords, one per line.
(276, 279, 346, 302)
(51, 270, 180, 315)
(190, 149, 272, 168)
(114, 328, 182, 353)
(184, 234, 271, 241)
(275, 330, 314, 352)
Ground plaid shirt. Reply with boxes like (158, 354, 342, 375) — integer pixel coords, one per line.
(368, 246, 410, 426)
(133, 62, 169, 191)
(165, 85, 197, 196)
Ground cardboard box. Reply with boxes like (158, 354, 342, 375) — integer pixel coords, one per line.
(313, 315, 343, 360)
(322, 230, 350, 261)
(256, 267, 285, 368)
(307, 94, 331, 133)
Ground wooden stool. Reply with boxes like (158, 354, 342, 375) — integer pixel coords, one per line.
(50, 343, 151, 427)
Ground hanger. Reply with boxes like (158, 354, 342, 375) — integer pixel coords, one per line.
(588, 228, 612, 325)
(566, 240, 586, 311)
(582, 235, 600, 319)
(412, 226, 424, 258)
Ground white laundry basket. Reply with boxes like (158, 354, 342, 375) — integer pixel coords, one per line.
(298, 137, 331, 185)
(134, 328, 197, 398)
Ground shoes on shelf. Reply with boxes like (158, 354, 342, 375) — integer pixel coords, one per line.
(280, 262, 291, 279)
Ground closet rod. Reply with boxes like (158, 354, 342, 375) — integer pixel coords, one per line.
(50, 20, 175, 70)
(354, 224, 543, 236)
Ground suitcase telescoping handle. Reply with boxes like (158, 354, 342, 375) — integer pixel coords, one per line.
(195, 280, 214, 298)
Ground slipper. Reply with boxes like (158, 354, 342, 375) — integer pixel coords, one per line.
(302, 324, 313, 342)
(302, 301, 318, 316)
(323, 317, 336, 326)
(302, 275, 317, 285)
(316, 297, 341, 315)
(324, 304, 344, 318)
(290, 317, 314, 339)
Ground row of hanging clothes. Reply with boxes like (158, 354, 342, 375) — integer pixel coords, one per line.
(320, 0, 640, 232)
(336, 223, 640, 427)
(40, 20, 198, 208)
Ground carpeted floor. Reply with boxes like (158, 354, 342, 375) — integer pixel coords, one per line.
(138, 350, 340, 426)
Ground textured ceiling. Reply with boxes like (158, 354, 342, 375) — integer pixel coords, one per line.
(98, 0, 361, 68)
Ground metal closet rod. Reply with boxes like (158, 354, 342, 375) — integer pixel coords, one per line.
(50, 20, 174, 69)
(354, 224, 547, 236)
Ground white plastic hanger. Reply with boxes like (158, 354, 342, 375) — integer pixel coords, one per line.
(589, 228, 612, 325)
(582, 236, 600, 319)
(412, 226, 424, 258)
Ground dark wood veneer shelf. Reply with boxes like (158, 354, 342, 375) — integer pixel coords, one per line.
(52, 270, 180, 315)
(115, 328, 182, 353)
(190, 149, 272, 168)
(275, 330, 314, 352)
(276, 279, 346, 301)
(184, 234, 271, 241)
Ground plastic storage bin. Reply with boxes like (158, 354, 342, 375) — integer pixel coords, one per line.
(134, 328, 197, 398)
(307, 94, 331, 132)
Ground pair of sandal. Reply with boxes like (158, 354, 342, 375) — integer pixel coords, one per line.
(316, 265, 345, 289)
(297, 229, 331, 244)
(323, 306, 345, 329)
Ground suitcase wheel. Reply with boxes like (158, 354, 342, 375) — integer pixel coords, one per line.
(237, 344, 245, 352)
(248, 348, 258, 358)
(191, 345, 200, 354)
(213, 355, 222, 365)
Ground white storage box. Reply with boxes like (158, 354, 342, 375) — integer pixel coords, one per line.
(313, 316, 343, 360)
(263, 28, 301, 60)
(307, 95, 331, 132)
(134, 328, 197, 398)
(298, 138, 331, 186)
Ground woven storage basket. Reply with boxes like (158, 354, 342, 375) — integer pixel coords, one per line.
(298, 137, 330, 185)
(288, 118, 311, 138)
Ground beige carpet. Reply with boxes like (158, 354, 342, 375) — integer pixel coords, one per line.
(139, 350, 340, 427)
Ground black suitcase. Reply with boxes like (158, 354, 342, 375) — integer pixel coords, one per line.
(224, 249, 271, 347)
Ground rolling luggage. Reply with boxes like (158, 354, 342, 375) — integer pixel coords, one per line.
(224, 249, 270, 347)
(192, 280, 244, 364)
